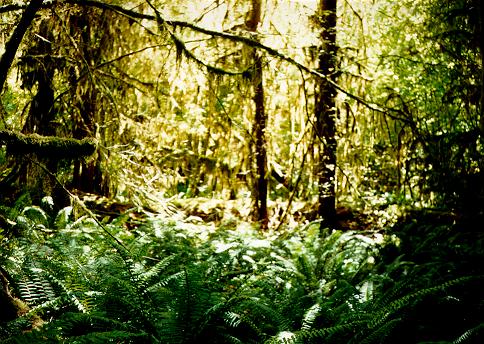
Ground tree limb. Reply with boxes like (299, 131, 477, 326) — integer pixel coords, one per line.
(145, 0, 246, 76)
(1, 0, 386, 113)
(0, 130, 97, 159)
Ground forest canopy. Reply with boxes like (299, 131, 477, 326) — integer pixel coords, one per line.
(0, 0, 483, 343)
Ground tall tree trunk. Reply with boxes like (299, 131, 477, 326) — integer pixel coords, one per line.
(315, 0, 338, 228)
(18, 19, 57, 201)
(70, 10, 109, 196)
(247, 0, 268, 229)
(0, 5, 61, 203)
(0, 3, 43, 320)
(479, 0, 484, 136)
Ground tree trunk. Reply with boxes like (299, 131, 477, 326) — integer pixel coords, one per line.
(0, 267, 27, 322)
(315, 0, 338, 228)
(69, 10, 109, 196)
(0, 0, 44, 94)
(479, 0, 484, 135)
(0, 13, 62, 203)
(247, 0, 268, 229)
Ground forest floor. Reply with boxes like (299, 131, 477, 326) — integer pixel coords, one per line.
(1, 191, 483, 343)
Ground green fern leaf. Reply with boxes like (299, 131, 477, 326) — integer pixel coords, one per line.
(453, 323, 484, 344)
(54, 206, 73, 230)
(358, 318, 401, 344)
(292, 321, 368, 343)
(370, 276, 479, 329)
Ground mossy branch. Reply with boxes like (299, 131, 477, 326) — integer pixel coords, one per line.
(0, 130, 96, 159)
(1, 0, 386, 114)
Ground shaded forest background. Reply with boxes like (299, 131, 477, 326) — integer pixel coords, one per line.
(0, 0, 483, 343)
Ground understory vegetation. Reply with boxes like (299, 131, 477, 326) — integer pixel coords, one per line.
(0, 195, 483, 343)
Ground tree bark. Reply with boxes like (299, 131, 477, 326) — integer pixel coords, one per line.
(69, 10, 110, 195)
(247, 0, 268, 229)
(0, 0, 44, 94)
(315, 0, 338, 228)
(253, 54, 268, 229)
(0, 267, 28, 322)
(479, 0, 484, 135)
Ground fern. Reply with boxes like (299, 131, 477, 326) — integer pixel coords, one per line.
(290, 321, 368, 344)
(369, 276, 478, 330)
(140, 255, 178, 287)
(301, 303, 322, 330)
(357, 318, 401, 344)
(17, 270, 56, 306)
(453, 323, 484, 344)
(10, 312, 150, 344)
(53, 206, 73, 230)
(1, 199, 482, 344)
(64, 330, 150, 343)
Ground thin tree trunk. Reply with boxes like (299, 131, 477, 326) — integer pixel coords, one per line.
(247, 0, 268, 229)
(253, 55, 268, 229)
(17, 19, 57, 202)
(315, 0, 338, 228)
(479, 0, 484, 135)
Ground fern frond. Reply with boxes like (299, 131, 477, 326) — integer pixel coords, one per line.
(47, 274, 89, 313)
(370, 275, 478, 329)
(146, 270, 185, 292)
(28, 297, 66, 314)
(301, 303, 321, 330)
(292, 320, 368, 343)
(17, 268, 57, 306)
(20, 206, 50, 229)
(66, 330, 150, 343)
(53, 206, 73, 230)
(453, 323, 484, 344)
(364, 274, 409, 313)
(140, 255, 177, 287)
(227, 296, 292, 342)
(357, 318, 401, 344)
(223, 311, 243, 328)
(0, 315, 37, 342)
(221, 333, 247, 344)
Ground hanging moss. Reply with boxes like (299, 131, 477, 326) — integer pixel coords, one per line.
(0, 130, 96, 160)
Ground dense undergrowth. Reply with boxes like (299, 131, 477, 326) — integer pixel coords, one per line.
(0, 195, 483, 343)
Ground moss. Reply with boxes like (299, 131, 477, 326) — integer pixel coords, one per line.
(0, 130, 96, 159)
